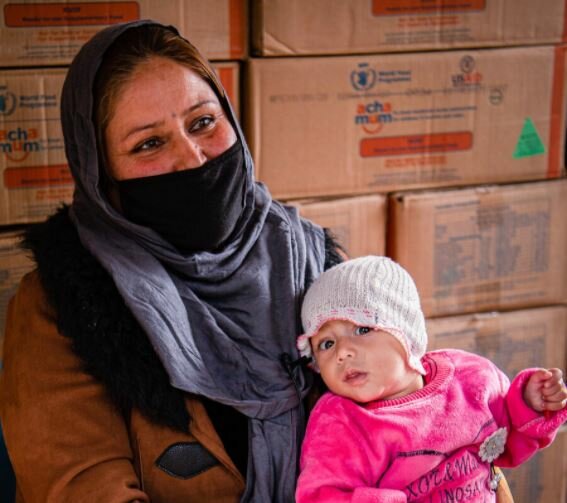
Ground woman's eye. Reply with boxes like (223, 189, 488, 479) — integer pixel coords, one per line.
(317, 339, 334, 351)
(189, 116, 215, 133)
(133, 137, 162, 153)
(354, 326, 372, 336)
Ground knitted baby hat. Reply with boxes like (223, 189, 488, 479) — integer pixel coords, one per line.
(298, 256, 427, 374)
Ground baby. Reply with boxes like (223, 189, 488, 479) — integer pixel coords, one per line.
(296, 256, 567, 502)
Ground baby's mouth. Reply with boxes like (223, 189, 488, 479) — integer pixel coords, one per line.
(343, 369, 367, 384)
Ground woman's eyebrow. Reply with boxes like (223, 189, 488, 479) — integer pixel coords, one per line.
(121, 120, 164, 142)
(181, 99, 217, 117)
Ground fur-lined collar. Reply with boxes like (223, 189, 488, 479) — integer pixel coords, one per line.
(23, 206, 189, 432)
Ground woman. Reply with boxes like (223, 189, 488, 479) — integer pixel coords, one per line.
(0, 20, 341, 502)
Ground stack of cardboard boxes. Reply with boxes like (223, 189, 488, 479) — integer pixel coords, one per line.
(0, 0, 247, 361)
(0, 1, 566, 500)
(249, 1, 567, 501)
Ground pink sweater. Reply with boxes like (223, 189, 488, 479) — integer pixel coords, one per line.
(297, 350, 567, 502)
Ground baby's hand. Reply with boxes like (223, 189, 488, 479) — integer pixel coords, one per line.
(523, 368, 567, 413)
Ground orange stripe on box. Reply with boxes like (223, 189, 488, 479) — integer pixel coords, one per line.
(217, 67, 235, 106)
(547, 46, 567, 178)
(360, 131, 472, 158)
(229, 0, 245, 59)
(372, 0, 485, 16)
(4, 164, 73, 188)
(4, 2, 140, 28)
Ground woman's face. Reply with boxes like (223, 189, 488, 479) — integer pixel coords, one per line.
(104, 56, 237, 181)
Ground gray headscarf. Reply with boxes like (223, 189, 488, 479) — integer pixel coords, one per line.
(61, 19, 325, 502)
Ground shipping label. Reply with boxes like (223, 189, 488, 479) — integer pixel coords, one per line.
(433, 196, 551, 309)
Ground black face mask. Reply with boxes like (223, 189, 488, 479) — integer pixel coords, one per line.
(117, 141, 246, 254)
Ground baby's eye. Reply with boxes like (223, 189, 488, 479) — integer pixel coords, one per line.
(317, 339, 335, 351)
(354, 326, 372, 336)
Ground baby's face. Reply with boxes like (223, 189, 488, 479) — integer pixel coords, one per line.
(310, 319, 422, 403)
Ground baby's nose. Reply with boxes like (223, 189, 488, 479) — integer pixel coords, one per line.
(336, 339, 355, 361)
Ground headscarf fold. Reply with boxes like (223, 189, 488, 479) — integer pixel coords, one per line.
(61, 20, 325, 502)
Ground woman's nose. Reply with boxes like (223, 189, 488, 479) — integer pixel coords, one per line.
(172, 135, 207, 171)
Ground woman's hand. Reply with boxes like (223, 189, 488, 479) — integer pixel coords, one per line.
(523, 368, 567, 413)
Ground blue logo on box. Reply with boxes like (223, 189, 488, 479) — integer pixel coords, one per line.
(351, 63, 376, 91)
(0, 92, 16, 115)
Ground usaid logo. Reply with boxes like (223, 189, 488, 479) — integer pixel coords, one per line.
(460, 55, 475, 74)
(452, 55, 482, 87)
(351, 63, 376, 91)
(0, 91, 16, 115)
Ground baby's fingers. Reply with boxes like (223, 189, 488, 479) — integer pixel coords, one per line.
(543, 367, 564, 384)
(543, 396, 567, 412)
(542, 368, 567, 410)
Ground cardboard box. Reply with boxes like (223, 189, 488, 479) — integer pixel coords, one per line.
(427, 306, 567, 503)
(214, 61, 240, 118)
(0, 231, 34, 364)
(0, 62, 239, 225)
(426, 306, 567, 377)
(0, 0, 247, 66)
(503, 425, 566, 503)
(388, 179, 567, 318)
(247, 45, 567, 200)
(252, 0, 567, 57)
(0, 68, 72, 225)
(287, 194, 387, 258)
(559, 428, 567, 503)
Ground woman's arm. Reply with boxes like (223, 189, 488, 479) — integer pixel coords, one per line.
(0, 272, 148, 503)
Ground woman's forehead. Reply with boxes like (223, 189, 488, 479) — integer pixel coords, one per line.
(109, 58, 219, 118)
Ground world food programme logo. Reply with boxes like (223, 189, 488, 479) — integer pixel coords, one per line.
(351, 63, 376, 91)
(0, 91, 16, 115)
